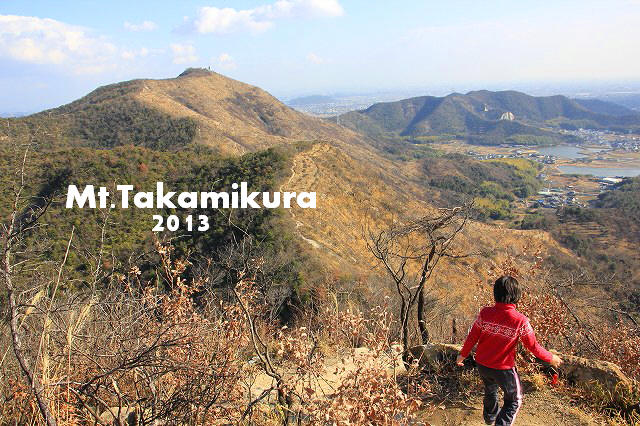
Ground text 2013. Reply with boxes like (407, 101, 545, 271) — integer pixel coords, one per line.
(152, 215, 210, 232)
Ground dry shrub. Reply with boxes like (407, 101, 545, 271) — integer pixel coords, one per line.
(518, 283, 640, 381)
(1, 242, 254, 424)
(305, 362, 421, 425)
(576, 380, 640, 425)
(518, 288, 572, 351)
(297, 303, 424, 424)
(2, 242, 429, 425)
(527, 372, 547, 392)
(597, 322, 640, 380)
(0, 376, 36, 422)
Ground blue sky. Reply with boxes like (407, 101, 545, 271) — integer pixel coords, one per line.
(1, 0, 640, 112)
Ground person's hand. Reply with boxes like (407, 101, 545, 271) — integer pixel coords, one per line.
(550, 354, 562, 368)
(456, 354, 466, 366)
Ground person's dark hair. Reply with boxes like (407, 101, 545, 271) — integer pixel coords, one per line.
(493, 275, 521, 304)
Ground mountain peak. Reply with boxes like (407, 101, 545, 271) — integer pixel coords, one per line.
(177, 67, 216, 78)
(22, 68, 356, 155)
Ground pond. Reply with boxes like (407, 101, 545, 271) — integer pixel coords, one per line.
(557, 165, 640, 177)
(536, 145, 603, 159)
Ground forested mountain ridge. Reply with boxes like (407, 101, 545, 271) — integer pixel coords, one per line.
(7, 68, 359, 155)
(338, 89, 640, 145)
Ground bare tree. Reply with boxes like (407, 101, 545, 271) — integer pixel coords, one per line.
(366, 204, 472, 357)
(1, 144, 57, 426)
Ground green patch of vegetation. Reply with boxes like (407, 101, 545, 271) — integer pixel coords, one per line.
(518, 212, 557, 230)
(487, 158, 542, 198)
(0, 144, 310, 299)
(64, 99, 198, 149)
(559, 206, 598, 223)
(405, 134, 457, 143)
(469, 133, 570, 146)
(4, 83, 198, 151)
(477, 181, 515, 201)
(421, 153, 541, 219)
(558, 232, 592, 258)
(595, 177, 640, 217)
(473, 197, 513, 220)
(381, 142, 440, 161)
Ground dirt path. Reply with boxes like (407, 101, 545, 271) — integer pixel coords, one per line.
(280, 143, 327, 250)
(422, 390, 599, 426)
(248, 347, 405, 401)
(248, 346, 600, 426)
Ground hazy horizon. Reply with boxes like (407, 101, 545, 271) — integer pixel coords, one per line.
(2, 0, 640, 112)
(4, 75, 640, 117)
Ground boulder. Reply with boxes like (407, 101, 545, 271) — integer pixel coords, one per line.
(406, 343, 462, 369)
(552, 350, 631, 393)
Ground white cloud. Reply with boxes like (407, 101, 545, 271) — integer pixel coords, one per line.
(193, 7, 272, 34)
(306, 52, 324, 64)
(188, 0, 344, 34)
(171, 43, 198, 64)
(0, 15, 119, 73)
(0, 15, 158, 75)
(123, 20, 158, 32)
(257, 0, 344, 19)
(215, 52, 237, 70)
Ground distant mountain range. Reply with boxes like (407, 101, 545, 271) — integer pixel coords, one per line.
(0, 111, 31, 118)
(287, 95, 337, 106)
(579, 93, 640, 112)
(337, 90, 640, 145)
(571, 98, 636, 116)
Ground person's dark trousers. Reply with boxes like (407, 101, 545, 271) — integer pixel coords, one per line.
(477, 364, 523, 425)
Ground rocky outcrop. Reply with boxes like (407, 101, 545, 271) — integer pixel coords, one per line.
(550, 350, 630, 392)
(500, 111, 515, 121)
(407, 344, 631, 395)
(406, 343, 462, 367)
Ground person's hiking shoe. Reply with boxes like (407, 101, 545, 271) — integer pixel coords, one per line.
(484, 418, 495, 425)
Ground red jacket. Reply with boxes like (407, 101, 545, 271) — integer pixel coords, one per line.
(460, 303, 553, 369)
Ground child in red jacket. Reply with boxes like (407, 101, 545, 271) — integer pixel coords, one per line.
(456, 276, 562, 425)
